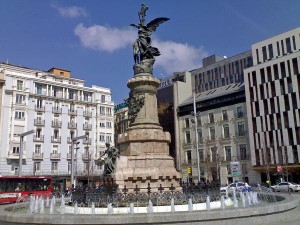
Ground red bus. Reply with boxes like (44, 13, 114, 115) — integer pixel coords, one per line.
(0, 176, 52, 203)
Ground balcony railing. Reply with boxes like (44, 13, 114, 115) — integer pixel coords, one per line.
(52, 121, 62, 128)
(32, 152, 43, 160)
(50, 153, 61, 160)
(7, 152, 21, 159)
(35, 90, 47, 95)
(51, 136, 61, 143)
(68, 122, 77, 129)
(67, 153, 76, 160)
(52, 107, 62, 114)
(83, 111, 92, 117)
(35, 106, 45, 112)
(34, 119, 45, 126)
(83, 123, 92, 130)
(83, 138, 92, 145)
(82, 153, 91, 161)
(33, 135, 44, 142)
(68, 109, 77, 116)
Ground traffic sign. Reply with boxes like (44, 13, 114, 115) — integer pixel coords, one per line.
(230, 161, 241, 176)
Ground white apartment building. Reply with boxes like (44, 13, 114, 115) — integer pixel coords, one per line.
(245, 27, 300, 183)
(0, 63, 114, 188)
(177, 83, 260, 185)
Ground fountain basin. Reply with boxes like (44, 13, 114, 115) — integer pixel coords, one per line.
(0, 194, 298, 225)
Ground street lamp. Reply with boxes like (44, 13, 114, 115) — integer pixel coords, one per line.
(15, 129, 35, 176)
(71, 135, 87, 187)
(192, 91, 201, 183)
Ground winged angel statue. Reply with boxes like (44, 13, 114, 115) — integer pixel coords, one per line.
(131, 4, 169, 69)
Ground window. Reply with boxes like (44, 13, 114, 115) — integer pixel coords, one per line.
(198, 129, 203, 142)
(15, 111, 25, 120)
(106, 121, 112, 128)
(222, 110, 228, 121)
(36, 128, 42, 138)
(13, 147, 19, 154)
(209, 127, 215, 140)
(100, 106, 105, 115)
(238, 121, 245, 136)
(15, 94, 25, 104)
(268, 44, 273, 59)
(198, 149, 204, 161)
(227, 165, 231, 175)
(37, 99, 43, 108)
(185, 131, 191, 144)
(186, 150, 192, 164)
(51, 162, 58, 172)
(36, 84, 43, 94)
(237, 106, 243, 117)
(100, 122, 105, 128)
(225, 146, 231, 161)
(223, 124, 230, 138)
(99, 133, 105, 142)
(262, 46, 267, 61)
(83, 92, 91, 101)
(185, 118, 190, 128)
(211, 147, 217, 162)
(53, 130, 59, 139)
(197, 116, 201, 125)
(239, 144, 247, 160)
(106, 107, 112, 115)
(35, 145, 41, 153)
(209, 113, 214, 123)
(69, 90, 75, 100)
(17, 80, 23, 90)
(34, 162, 41, 172)
(101, 95, 106, 103)
(106, 134, 112, 143)
(52, 145, 58, 154)
(286, 38, 292, 53)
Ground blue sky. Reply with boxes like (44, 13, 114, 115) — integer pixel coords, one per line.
(1, 0, 300, 104)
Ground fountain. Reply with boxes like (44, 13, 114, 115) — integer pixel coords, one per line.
(0, 4, 299, 225)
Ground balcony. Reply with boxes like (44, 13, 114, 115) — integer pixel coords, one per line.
(33, 135, 44, 142)
(52, 120, 62, 128)
(51, 136, 61, 143)
(52, 107, 62, 114)
(83, 138, 92, 145)
(83, 123, 92, 130)
(35, 106, 45, 112)
(67, 153, 76, 160)
(32, 152, 43, 160)
(35, 90, 47, 95)
(82, 153, 91, 161)
(50, 153, 61, 160)
(34, 119, 45, 126)
(83, 111, 92, 117)
(68, 122, 77, 129)
(7, 152, 21, 159)
(68, 109, 77, 116)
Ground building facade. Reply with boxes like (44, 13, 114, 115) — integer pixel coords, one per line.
(244, 27, 300, 183)
(177, 83, 260, 185)
(192, 52, 253, 94)
(0, 63, 114, 189)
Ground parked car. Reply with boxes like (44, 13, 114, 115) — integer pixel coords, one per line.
(220, 182, 247, 193)
(271, 182, 300, 192)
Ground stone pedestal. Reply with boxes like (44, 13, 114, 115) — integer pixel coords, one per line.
(114, 72, 181, 192)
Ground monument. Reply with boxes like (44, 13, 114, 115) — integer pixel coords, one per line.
(113, 4, 181, 191)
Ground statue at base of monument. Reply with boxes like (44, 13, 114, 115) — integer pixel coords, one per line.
(100, 143, 119, 176)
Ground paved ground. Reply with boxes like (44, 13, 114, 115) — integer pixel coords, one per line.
(263, 193, 300, 225)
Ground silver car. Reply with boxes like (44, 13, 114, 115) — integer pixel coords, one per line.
(271, 182, 300, 192)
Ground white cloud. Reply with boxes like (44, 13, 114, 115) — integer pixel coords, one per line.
(74, 24, 136, 52)
(51, 4, 88, 18)
(74, 23, 207, 72)
(153, 40, 208, 73)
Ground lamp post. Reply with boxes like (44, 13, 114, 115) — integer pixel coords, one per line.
(71, 135, 87, 188)
(16, 129, 35, 176)
(192, 91, 201, 183)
